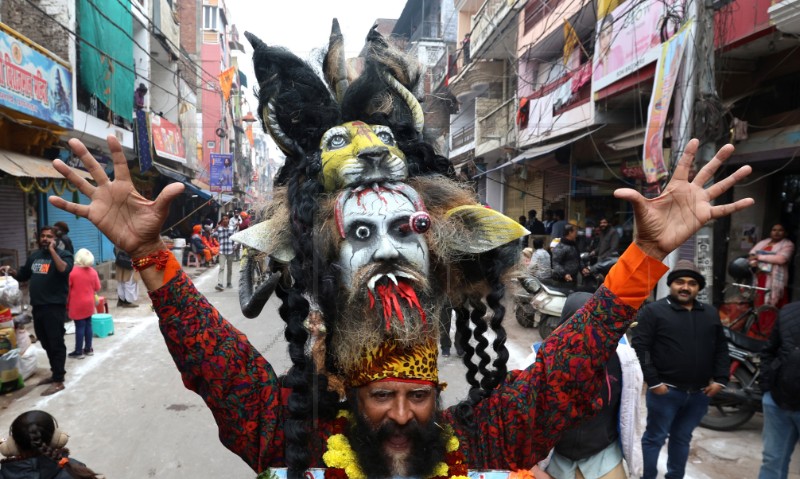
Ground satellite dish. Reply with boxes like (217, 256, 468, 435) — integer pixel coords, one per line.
(216, 127, 227, 138)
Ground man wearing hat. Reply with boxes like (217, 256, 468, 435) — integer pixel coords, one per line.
(632, 259, 730, 479)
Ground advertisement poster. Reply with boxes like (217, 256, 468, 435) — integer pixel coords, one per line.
(642, 21, 691, 183)
(150, 114, 186, 163)
(210, 153, 234, 193)
(592, 0, 671, 93)
(0, 25, 73, 128)
(740, 224, 759, 250)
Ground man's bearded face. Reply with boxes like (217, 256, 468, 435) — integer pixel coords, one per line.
(333, 189, 434, 370)
(348, 388, 446, 479)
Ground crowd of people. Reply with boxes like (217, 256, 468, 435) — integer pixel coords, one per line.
(520, 210, 623, 291)
(188, 208, 250, 270)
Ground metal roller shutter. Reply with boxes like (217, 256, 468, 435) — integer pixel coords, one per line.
(503, 167, 544, 220)
(43, 191, 115, 263)
(543, 165, 570, 204)
(0, 185, 28, 268)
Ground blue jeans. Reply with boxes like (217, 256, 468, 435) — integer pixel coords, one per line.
(759, 392, 800, 479)
(73, 317, 93, 353)
(641, 387, 710, 479)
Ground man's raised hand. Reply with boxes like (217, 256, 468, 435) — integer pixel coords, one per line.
(614, 139, 754, 260)
(49, 135, 184, 258)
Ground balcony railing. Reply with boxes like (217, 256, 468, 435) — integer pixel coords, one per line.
(471, 0, 513, 53)
(478, 98, 514, 147)
(452, 125, 475, 149)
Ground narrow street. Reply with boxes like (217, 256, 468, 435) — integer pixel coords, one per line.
(1, 263, 795, 478)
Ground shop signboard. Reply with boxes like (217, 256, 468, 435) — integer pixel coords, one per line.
(210, 153, 234, 193)
(0, 25, 73, 128)
(591, 0, 676, 94)
(150, 114, 186, 163)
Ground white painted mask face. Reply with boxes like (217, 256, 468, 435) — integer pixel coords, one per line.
(337, 189, 429, 290)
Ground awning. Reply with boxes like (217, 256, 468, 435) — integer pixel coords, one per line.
(473, 127, 603, 178)
(153, 164, 212, 200)
(0, 150, 93, 180)
(202, 190, 235, 204)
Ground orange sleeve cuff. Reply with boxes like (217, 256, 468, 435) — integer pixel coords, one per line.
(603, 243, 669, 309)
(162, 252, 181, 284)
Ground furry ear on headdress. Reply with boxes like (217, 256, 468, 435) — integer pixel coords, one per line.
(245, 31, 341, 157)
(445, 205, 530, 254)
(0, 428, 68, 457)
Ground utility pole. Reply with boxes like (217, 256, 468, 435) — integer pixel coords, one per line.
(658, 0, 717, 301)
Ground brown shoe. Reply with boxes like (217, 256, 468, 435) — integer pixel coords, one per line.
(41, 382, 65, 396)
(37, 377, 56, 386)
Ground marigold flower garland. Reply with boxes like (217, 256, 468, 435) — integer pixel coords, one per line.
(321, 410, 468, 479)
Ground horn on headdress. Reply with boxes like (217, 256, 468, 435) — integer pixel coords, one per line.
(382, 72, 424, 134)
(323, 19, 349, 103)
(362, 25, 425, 134)
(262, 100, 302, 157)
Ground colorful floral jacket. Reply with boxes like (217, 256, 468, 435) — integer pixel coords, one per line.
(150, 245, 665, 473)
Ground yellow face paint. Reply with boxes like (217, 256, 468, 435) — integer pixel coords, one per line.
(320, 121, 407, 192)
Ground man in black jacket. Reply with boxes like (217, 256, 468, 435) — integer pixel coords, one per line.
(2, 226, 73, 396)
(758, 302, 800, 479)
(632, 259, 729, 479)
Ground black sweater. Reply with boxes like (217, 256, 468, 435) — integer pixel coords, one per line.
(632, 296, 729, 390)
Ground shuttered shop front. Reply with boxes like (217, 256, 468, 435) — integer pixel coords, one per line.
(0, 184, 28, 268)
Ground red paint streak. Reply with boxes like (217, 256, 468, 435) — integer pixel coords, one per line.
(373, 279, 426, 331)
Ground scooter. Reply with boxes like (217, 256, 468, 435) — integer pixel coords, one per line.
(514, 253, 619, 339)
(514, 275, 569, 338)
(700, 326, 766, 431)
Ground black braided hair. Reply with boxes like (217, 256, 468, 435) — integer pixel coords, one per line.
(484, 281, 509, 391)
(4, 410, 100, 478)
(454, 305, 479, 390)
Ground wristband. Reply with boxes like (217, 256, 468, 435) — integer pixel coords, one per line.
(132, 249, 181, 284)
(132, 249, 173, 271)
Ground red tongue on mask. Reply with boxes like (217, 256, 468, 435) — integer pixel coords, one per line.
(368, 279, 426, 331)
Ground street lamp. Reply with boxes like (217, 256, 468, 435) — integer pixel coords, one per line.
(241, 111, 257, 124)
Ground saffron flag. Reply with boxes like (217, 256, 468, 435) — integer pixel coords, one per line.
(246, 124, 254, 147)
(219, 66, 236, 102)
(563, 20, 580, 66)
(597, 0, 623, 19)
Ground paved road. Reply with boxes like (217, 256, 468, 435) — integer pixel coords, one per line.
(1, 264, 795, 477)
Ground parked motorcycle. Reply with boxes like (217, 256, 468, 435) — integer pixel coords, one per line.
(700, 326, 766, 431)
(514, 253, 619, 339)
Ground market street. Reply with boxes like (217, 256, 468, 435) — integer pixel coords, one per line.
(1, 264, 795, 478)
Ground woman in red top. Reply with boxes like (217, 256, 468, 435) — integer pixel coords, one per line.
(749, 224, 795, 338)
(67, 249, 101, 359)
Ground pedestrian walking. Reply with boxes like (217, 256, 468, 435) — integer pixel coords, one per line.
(551, 224, 587, 287)
(114, 247, 139, 308)
(528, 238, 552, 280)
(0, 410, 101, 478)
(590, 217, 620, 260)
(632, 260, 729, 479)
(1, 226, 73, 396)
(67, 249, 100, 359)
(53, 221, 74, 254)
(758, 301, 800, 479)
(212, 213, 237, 291)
